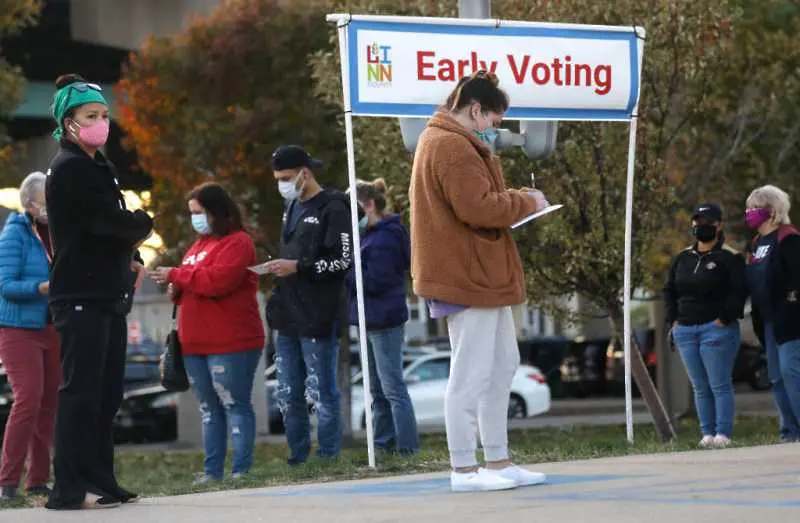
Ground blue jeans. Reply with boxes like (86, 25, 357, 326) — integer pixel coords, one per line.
(367, 326, 419, 453)
(183, 348, 262, 478)
(275, 333, 341, 464)
(763, 323, 800, 440)
(673, 321, 740, 437)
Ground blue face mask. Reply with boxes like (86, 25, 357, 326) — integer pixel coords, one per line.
(191, 213, 211, 235)
(358, 215, 369, 233)
(474, 128, 498, 149)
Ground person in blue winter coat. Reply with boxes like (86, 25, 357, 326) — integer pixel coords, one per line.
(0, 172, 59, 502)
(348, 178, 419, 454)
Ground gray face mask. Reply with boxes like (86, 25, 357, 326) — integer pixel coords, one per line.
(278, 171, 305, 201)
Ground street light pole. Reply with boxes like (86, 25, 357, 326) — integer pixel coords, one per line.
(458, 0, 491, 19)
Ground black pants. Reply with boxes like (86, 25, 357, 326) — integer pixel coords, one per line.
(46, 303, 127, 509)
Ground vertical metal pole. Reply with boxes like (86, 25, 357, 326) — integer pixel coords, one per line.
(458, 0, 491, 19)
(623, 116, 638, 443)
(336, 21, 376, 469)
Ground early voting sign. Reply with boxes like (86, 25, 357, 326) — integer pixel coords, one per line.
(327, 14, 647, 465)
(340, 16, 644, 120)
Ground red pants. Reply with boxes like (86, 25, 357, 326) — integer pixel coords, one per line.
(0, 325, 60, 488)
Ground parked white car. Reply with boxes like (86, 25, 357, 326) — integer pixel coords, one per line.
(265, 351, 551, 432)
(350, 352, 551, 430)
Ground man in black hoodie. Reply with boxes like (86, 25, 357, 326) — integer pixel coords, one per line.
(265, 145, 352, 464)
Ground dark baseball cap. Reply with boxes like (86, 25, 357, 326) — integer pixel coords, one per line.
(692, 203, 723, 222)
(271, 145, 324, 171)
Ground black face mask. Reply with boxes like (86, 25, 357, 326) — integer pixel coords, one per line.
(692, 224, 717, 243)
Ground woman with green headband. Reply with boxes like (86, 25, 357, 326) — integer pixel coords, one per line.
(44, 74, 153, 511)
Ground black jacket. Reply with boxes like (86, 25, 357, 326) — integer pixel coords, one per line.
(45, 141, 153, 309)
(748, 225, 800, 346)
(664, 241, 747, 326)
(266, 189, 353, 338)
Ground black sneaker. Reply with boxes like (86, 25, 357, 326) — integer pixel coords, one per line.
(116, 489, 139, 503)
(0, 486, 17, 501)
(26, 485, 52, 497)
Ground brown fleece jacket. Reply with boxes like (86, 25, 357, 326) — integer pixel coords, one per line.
(409, 112, 537, 307)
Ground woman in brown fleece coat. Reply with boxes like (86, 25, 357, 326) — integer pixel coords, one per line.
(409, 71, 550, 492)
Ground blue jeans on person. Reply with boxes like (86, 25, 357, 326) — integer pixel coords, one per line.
(367, 326, 419, 453)
(275, 333, 341, 464)
(183, 348, 263, 478)
(763, 323, 800, 440)
(673, 321, 740, 438)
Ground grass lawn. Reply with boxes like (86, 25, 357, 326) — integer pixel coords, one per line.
(0, 415, 780, 510)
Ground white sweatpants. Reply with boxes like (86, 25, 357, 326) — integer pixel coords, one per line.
(445, 306, 520, 468)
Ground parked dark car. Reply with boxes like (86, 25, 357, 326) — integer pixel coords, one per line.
(0, 363, 11, 438)
(113, 383, 178, 443)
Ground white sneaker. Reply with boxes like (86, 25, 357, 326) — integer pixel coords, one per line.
(698, 435, 715, 448)
(451, 468, 518, 492)
(495, 465, 547, 487)
(713, 435, 732, 448)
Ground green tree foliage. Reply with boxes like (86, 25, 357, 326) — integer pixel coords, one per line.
(312, 0, 800, 331)
(0, 0, 41, 183)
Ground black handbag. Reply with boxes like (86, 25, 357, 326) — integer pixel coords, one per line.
(160, 305, 190, 392)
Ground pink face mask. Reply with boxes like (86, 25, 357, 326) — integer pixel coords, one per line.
(745, 207, 772, 230)
(70, 120, 110, 148)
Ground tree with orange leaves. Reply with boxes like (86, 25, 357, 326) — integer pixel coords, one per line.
(117, 0, 344, 264)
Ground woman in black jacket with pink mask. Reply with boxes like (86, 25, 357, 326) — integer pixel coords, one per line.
(744, 185, 800, 442)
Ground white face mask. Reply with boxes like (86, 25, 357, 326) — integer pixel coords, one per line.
(278, 171, 306, 201)
(32, 202, 48, 224)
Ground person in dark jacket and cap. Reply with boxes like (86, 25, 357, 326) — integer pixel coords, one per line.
(664, 203, 746, 448)
(347, 178, 419, 455)
(44, 74, 153, 510)
(265, 145, 352, 465)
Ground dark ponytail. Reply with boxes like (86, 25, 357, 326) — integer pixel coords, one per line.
(55, 73, 86, 90)
(444, 70, 509, 114)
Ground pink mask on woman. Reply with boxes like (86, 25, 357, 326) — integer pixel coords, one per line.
(745, 207, 772, 230)
(72, 120, 110, 148)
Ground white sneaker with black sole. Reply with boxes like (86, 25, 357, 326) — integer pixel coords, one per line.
(451, 468, 518, 492)
(495, 465, 547, 487)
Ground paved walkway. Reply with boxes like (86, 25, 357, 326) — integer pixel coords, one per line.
(11, 443, 799, 522)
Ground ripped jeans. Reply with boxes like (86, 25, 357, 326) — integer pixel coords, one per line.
(183, 349, 263, 478)
(275, 333, 341, 464)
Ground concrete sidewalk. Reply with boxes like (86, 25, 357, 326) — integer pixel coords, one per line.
(12, 443, 800, 522)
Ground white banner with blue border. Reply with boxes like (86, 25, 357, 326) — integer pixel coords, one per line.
(340, 16, 645, 121)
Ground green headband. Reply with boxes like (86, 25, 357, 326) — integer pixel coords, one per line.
(51, 83, 108, 141)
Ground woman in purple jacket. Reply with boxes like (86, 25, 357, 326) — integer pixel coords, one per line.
(348, 178, 419, 454)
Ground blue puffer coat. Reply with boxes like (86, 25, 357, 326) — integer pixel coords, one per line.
(347, 214, 410, 330)
(0, 212, 50, 329)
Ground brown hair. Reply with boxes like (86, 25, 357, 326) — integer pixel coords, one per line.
(187, 182, 245, 236)
(445, 70, 509, 114)
(355, 178, 389, 214)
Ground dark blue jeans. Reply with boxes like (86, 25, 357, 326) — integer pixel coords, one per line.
(674, 321, 740, 438)
(275, 333, 341, 464)
(183, 348, 263, 478)
(367, 326, 419, 453)
(763, 323, 800, 440)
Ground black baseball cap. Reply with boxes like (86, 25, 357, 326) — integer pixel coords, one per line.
(692, 203, 723, 222)
(271, 145, 324, 171)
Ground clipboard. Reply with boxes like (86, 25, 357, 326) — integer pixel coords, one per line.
(510, 204, 564, 230)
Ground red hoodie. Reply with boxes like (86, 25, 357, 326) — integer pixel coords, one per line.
(168, 230, 265, 356)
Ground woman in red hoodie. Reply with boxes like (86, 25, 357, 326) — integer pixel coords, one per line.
(150, 182, 265, 483)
